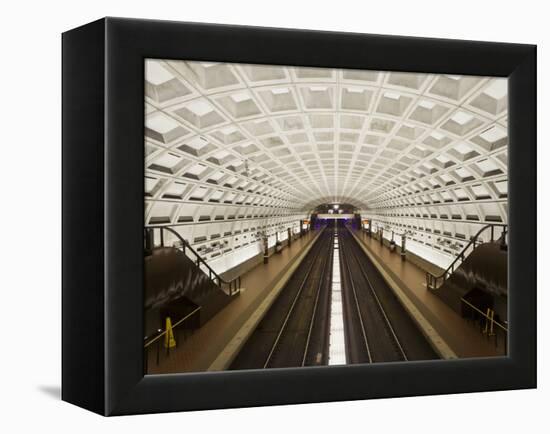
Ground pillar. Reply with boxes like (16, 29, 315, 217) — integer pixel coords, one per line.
(389, 230, 396, 252)
(263, 236, 269, 264)
(145, 228, 154, 254)
(287, 228, 292, 247)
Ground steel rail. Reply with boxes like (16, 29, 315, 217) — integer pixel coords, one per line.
(263, 230, 328, 369)
(343, 229, 408, 361)
(301, 232, 333, 366)
(340, 233, 373, 363)
(460, 297, 508, 332)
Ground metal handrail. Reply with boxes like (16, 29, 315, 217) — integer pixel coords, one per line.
(143, 306, 202, 372)
(145, 226, 241, 296)
(426, 223, 507, 290)
(460, 297, 508, 354)
(144, 306, 202, 348)
(460, 298, 508, 333)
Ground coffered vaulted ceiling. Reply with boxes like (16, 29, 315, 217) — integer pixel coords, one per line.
(145, 59, 508, 262)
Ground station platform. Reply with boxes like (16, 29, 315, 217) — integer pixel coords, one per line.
(350, 229, 504, 358)
(147, 229, 321, 374)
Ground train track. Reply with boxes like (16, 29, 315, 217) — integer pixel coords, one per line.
(230, 229, 333, 370)
(339, 226, 438, 363)
(230, 224, 437, 370)
(339, 228, 407, 363)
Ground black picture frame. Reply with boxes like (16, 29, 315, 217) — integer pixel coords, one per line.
(62, 17, 536, 416)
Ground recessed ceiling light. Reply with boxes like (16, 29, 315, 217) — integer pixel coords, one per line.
(451, 111, 474, 125)
(454, 142, 474, 154)
(199, 62, 219, 68)
(145, 60, 173, 85)
(484, 79, 507, 100)
(479, 126, 507, 142)
(146, 113, 179, 133)
(418, 100, 436, 109)
(384, 91, 400, 100)
(220, 126, 238, 135)
(272, 87, 290, 95)
(230, 91, 251, 103)
(187, 100, 214, 116)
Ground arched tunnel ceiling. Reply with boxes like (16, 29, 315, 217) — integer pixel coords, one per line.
(145, 59, 508, 262)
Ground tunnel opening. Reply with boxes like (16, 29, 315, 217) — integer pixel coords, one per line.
(310, 203, 362, 230)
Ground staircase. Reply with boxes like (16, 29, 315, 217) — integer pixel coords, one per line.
(144, 226, 241, 337)
(426, 224, 508, 316)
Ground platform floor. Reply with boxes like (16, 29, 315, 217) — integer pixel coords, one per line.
(147, 230, 319, 374)
(352, 230, 505, 358)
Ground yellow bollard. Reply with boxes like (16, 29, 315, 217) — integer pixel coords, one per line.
(164, 317, 176, 349)
(488, 309, 495, 336)
(483, 308, 496, 336)
(483, 308, 490, 334)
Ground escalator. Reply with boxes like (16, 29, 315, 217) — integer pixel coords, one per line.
(426, 224, 507, 324)
(144, 227, 241, 339)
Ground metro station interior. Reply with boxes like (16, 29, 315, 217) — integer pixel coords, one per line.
(143, 59, 508, 374)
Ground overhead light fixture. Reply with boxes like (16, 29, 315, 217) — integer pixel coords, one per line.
(333, 204, 339, 210)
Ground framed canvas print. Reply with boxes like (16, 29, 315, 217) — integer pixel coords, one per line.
(62, 17, 536, 415)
